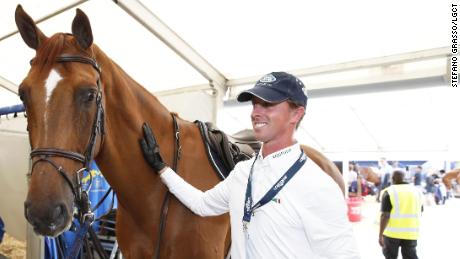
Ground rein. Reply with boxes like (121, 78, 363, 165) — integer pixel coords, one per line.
(154, 113, 181, 259)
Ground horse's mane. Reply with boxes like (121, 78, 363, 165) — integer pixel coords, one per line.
(33, 33, 69, 72)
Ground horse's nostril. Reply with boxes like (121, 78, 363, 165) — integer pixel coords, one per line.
(24, 207, 38, 228)
(51, 204, 65, 221)
(24, 202, 31, 221)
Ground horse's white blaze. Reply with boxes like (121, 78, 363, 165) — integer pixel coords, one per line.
(45, 69, 62, 103)
(44, 69, 62, 139)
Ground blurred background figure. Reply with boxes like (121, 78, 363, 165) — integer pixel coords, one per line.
(391, 161, 407, 181)
(348, 161, 359, 193)
(413, 165, 423, 191)
(377, 158, 393, 202)
(348, 162, 376, 197)
(434, 170, 447, 205)
(424, 172, 436, 206)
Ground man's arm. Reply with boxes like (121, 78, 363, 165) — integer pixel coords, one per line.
(159, 167, 232, 216)
(379, 212, 390, 247)
(379, 190, 391, 247)
(139, 123, 231, 217)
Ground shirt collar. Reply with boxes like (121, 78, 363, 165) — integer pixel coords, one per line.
(257, 142, 302, 162)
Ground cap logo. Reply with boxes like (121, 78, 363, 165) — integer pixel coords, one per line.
(259, 73, 277, 83)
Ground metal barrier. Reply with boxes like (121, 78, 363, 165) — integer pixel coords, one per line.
(0, 104, 24, 116)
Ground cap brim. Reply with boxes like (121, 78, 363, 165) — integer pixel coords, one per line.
(237, 87, 288, 103)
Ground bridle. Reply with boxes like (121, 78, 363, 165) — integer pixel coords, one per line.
(28, 54, 105, 219)
(26, 54, 182, 258)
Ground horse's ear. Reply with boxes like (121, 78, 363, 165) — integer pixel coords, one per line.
(15, 4, 47, 50)
(71, 9, 93, 50)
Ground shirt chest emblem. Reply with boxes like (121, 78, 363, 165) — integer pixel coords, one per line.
(271, 149, 292, 159)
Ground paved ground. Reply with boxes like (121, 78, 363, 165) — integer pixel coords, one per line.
(352, 195, 460, 258)
(2, 196, 458, 258)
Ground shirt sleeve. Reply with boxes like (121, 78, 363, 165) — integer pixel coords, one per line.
(380, 190, 392, 213)
(160, 167, 232, 217)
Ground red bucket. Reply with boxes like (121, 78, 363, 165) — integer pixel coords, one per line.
(347, 197, 363, 222)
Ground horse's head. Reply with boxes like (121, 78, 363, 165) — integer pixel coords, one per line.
(16, 5, 104, 236)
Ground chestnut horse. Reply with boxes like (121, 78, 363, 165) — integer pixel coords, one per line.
(359, 167, 381, 185)
(16, 5, 344, 258)
(442, 168, 460, 190)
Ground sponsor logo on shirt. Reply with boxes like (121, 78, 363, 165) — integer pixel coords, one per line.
(271, 148, 291, 159)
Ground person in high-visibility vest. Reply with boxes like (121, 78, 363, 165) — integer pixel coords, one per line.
(379, 170, 423, 259)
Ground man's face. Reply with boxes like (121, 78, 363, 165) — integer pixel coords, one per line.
(250, 97, 302, 145)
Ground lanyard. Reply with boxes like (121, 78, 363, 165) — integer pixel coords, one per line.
(242, 150, 306, 229)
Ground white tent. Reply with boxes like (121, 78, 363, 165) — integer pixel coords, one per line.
(1, 0, 456, 158)
(0, 0, 457, 242)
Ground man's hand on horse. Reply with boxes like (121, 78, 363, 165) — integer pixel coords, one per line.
(139, 122, 167, 174)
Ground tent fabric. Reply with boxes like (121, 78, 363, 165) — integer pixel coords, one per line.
(0, 1, 456, 158)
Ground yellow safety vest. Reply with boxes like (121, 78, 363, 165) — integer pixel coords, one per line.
(383, 184, 422, 240)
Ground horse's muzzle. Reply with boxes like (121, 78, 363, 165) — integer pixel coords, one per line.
(24, 201, 70, 237)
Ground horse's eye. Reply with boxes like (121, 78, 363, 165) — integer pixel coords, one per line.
(78, 88, 97, 106)
(87, 91, 96, 102)
(18, 89, 25, 102)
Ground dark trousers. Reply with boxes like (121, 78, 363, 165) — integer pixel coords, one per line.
(383, 236, 418, 259)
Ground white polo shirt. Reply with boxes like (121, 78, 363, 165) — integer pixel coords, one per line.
(160, 143, 360, 259)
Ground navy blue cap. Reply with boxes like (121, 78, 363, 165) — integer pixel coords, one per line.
(237, 72, 308, 107)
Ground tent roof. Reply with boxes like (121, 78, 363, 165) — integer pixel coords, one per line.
(0, 0, 456, 160)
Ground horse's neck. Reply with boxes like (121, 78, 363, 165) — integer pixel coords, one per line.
(93, 49, 173, 215)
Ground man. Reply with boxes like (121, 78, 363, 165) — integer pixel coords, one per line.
(377, 158, 393, 202)
(140, 72, 360, 258)
(379, 170, 423, 259)
(413, 165, 422, 189)
(348, 162, 359, 193)
(424, 172, 435, 206)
